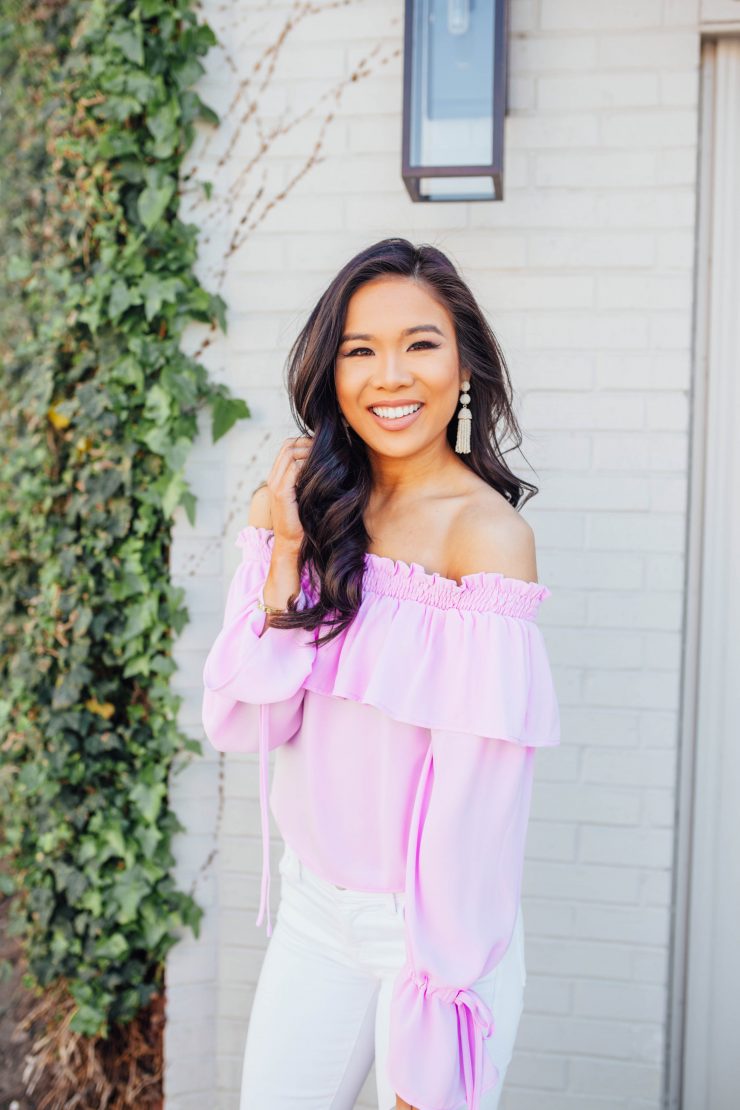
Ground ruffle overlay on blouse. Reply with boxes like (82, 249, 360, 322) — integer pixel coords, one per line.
(232, 524, 560, 749)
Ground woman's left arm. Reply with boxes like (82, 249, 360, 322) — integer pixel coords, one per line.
(386, 514, 559, 1110)
(388, 726, 537, 1110)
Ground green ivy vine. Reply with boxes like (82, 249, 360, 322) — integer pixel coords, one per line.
(0, 0, 246, 1046)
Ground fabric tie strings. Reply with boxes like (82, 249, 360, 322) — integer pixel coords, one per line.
(409, 969, 497, 1110)
(255, 703, 273, 937)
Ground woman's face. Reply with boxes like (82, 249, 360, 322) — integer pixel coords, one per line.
(334, 275, 467, 457)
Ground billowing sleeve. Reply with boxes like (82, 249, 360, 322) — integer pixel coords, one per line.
(387, 731, 536, 1110)
(386, 606, 560, 1110)
(201, 524, 318, 936)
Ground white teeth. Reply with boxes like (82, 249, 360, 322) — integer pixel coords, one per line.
(370, 403, 422, 419)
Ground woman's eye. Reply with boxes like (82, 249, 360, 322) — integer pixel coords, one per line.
(345, 341, 439, 356)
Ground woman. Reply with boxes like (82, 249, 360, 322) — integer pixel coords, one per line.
(201, 238, 560, 1110)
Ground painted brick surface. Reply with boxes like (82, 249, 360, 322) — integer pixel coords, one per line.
(165, 1, 700, 1106)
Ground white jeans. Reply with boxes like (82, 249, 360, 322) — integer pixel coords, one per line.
(240, 841, 527, 1110)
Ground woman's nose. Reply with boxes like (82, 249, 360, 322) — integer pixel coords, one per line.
(371, 358, 414, 385)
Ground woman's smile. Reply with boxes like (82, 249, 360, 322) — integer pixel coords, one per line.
(368, 401, 425, 430)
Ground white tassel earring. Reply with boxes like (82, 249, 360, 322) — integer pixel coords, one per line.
(454, 380, 472, 454)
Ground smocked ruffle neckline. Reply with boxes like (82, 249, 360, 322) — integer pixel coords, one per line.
(362, 549, 550, 619)
(236, 525, 551, 620)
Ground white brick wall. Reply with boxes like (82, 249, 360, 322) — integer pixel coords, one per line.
(166, 1, 702, 1106)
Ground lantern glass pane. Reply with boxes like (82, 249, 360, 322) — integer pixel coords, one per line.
(419, 175, 496, 200)
(409, 0, 495, 168)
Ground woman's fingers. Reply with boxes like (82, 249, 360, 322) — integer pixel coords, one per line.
(265, 435, 314, 547)
(269, 437, 312, 489)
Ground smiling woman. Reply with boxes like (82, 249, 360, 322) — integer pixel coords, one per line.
(201, 238, 559, 1110)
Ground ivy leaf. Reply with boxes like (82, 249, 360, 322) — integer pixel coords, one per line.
(124, 70, 158, 106)
(180, 490, 197, 526)
(112, 866, 152, 924)
(98, 94, 144, 123)
(52, 664, 92, 710)
(7, 255, 32, 280)
(212, 394, 250, 442)
(136, 825, 162, 857)
(180, 897, 204, 939)
(161, 472, 187, 518)
(163, 437, 191, 472)
(108, 25, 144, 67)
(143, 384, 171, 425)
(137, 177, 175, 231)
(79, 888, 103, 918)
(122, 655, 151, 678)
(110, 355, 145, 388)
(196, 98, 219, 127)
(48, 404, 71, 430)
(121, 595, 158, 643)
(101, 823, 128, 860)
(94, 932, 129, 961)
(139, 0, 169, 17)
(69, 979, 111, 1037)
(130, 781, 166, 824)
(109, 280, 143, 321)
(147, 100, 180, 159)
(210, 292, 227, 333)
(85, 697, 115, 720)
(140, 274, 183, 321)
(173, 56, 206, 90)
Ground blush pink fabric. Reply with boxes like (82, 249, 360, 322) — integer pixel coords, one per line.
(202, 524, 560, 1110)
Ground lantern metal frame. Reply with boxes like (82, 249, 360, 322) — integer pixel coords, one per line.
(401, 0, 509, 202)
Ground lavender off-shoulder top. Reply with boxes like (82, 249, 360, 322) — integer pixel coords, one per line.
(201, 524, 561, 1110)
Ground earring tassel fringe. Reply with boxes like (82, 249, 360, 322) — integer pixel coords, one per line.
(455, 411, 471, 453)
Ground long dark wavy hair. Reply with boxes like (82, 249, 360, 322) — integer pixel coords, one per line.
(258, 237, 539, 646)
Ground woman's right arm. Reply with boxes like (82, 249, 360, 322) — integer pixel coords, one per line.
(250, 481, 303, 635)
(201, 438, 318, 753)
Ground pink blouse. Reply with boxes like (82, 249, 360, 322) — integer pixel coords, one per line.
(201, 524, 560, 1110)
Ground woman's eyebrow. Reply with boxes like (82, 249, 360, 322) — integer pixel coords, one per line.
(339, 324, 445, 343)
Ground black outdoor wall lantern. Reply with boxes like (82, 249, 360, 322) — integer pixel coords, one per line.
(401, 0, 509, 202)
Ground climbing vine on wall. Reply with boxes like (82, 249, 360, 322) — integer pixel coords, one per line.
(0, 0, 245, 1101)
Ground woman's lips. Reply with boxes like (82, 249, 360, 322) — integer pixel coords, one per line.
(368, 404, 424, 431)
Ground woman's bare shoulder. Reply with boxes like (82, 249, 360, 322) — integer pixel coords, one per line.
(447, 490, 539, 584)
(247, 482, 272, 528)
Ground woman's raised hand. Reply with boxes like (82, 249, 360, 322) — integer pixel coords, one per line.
(265, 435, 313, 553)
